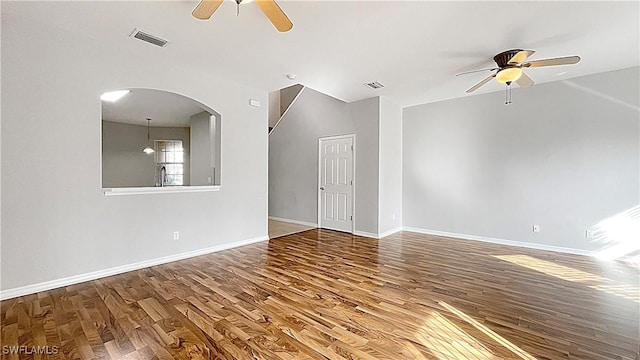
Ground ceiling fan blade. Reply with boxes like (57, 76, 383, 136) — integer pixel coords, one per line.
(516, 72, 534, 88)
(255, 0, 293, 32)
(523, 56, 581, 68)
(192, 0, 224, 20)
(508, 50, 535, 65)
(455, 67, 498, 76)
(466, 74, 495, 93)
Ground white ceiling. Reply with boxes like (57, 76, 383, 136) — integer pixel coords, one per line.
(102, 89, 209, 127)
(4, 1, 639, 107)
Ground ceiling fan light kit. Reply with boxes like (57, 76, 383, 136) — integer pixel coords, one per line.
(458, 48, 581, 103)
(496, 67, 522, 84)
(192, 0, 293, 32)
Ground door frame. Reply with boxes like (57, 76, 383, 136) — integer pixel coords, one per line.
(317, 134, 356, 234)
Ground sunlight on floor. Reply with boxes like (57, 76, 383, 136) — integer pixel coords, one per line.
(414, 302, 538, 360)
(439, 302, 537, 360)
(495, 255, 639, 302)
(415, 311, 498, 359)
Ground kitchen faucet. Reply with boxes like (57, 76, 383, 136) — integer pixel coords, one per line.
(160, 166, 167, 187)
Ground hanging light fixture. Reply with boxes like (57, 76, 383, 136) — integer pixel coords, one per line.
(142, 118, 154, 154)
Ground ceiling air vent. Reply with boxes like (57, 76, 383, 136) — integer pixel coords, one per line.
(365, 81, 384, 90)
(130, 28, 170, 48)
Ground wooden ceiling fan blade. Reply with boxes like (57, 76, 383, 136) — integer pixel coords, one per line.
(523, 55, 581, 68)
(466, 75, 495, 93)
(192, 0, 224, 20)
(255, 0, 293, 32)
(508, 50, 535, 65)
(516, 72, 534, 88)
(456, 67, 498, 76)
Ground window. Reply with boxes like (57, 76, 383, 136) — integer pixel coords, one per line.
(155, 140, 184, 186)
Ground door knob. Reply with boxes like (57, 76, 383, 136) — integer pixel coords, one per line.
(320, 187, 325, 190)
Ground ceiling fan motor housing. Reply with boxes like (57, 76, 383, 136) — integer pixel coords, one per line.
(494, 49, 523, 67)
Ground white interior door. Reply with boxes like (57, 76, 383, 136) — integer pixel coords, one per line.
(318, 135, 354, 233)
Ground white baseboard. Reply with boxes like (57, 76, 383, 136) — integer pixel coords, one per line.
(378, 227, 403, 239)
(0, 235, 269, 301)
(268, 216, 317, 228)
(268, 219, 399, 240)
(354, 227, 402, 239)
(353, 230, 380, 239)
(402, 227, 594, 257)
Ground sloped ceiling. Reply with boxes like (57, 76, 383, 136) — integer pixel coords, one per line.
(3, 1, 638, 107)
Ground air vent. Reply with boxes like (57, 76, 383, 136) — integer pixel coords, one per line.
(365, 81, 384, 90)
(130, 28, 170, 48)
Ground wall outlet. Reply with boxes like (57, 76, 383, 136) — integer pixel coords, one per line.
(532, 224, 540, 233)
(585, 229, 595, 238)
(173, 231, 180, 240)
(392, 213, 396, 221)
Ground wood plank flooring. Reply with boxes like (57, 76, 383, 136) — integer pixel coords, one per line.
(2, 230, 639, 359)
(268, 219, 316, 239)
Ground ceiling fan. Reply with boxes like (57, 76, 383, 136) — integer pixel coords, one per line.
(457, 49, 581, 93)
(192, 0, 293, 32)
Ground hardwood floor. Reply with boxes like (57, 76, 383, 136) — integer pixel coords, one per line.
(268, 219, 316, 239)
(2, 230, 639, 359)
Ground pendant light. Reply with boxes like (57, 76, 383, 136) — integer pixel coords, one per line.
(142, 118, 154, 154)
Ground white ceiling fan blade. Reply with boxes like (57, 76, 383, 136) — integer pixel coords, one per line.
(523, 56, 581, 68)
(456, 68, 498, 76)
(516, 72, 535, 88)
(466, 74, 495, 93)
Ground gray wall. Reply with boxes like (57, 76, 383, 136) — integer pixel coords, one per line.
(378, 97, 403, 234)
(1, 8, 268, 291)
(102, 121, 190, 187)
(279, 84, 304, 116)
(268, 91, 280, 128)
(189, 112, 212, 186)
(403, 67, 639, 252)
(350, 97, 380, 235)
(268, 88, 380, 234)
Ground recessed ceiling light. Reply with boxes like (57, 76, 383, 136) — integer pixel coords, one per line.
(286, 74, 297, 80)
(101, 90, 130, 102)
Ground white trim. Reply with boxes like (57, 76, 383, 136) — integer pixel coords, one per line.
(103, 185, 221, 196)
(317, 134, 357, 142)
(354, 230, 379, 239)
(268, 216, 317, 228)
(378, 227, 403, 239)
(269, 86, 305, 135)
(0, 235, 269, 300)
(318, 134, 356, 234)
(353, 227, 402, 239)
(402, 227, 594, 257)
